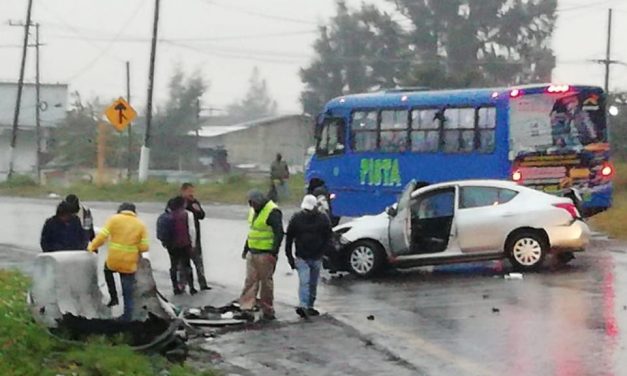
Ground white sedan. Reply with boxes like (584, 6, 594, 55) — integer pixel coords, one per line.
(328, 179, 590, 277)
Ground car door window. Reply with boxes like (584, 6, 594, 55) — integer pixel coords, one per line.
(412, 189, 455, 219)
(460, 187, 518, 209)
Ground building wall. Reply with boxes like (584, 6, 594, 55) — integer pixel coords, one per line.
(222, 115, 313, 171)
(0, 83, 68, 128)
(0, 129, 37, 180)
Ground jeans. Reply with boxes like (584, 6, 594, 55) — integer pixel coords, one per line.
(296, 258, 322, 309)
(104, 267, 136, 322)
(190, 246, 208, 288)
(168, 246, 193, 291)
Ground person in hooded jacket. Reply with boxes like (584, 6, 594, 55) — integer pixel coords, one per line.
(40, 201, 88, 252)
(285, 194, 332, 318)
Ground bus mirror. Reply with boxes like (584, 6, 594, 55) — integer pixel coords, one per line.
(386, 206, 398, 217)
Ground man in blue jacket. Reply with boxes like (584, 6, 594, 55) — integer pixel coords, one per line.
(40, 201, 88, 252)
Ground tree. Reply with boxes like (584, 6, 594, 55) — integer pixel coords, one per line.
(151, 67, 208, 169)
(300, 0, 558, 114)
(227, 67, 278, 123)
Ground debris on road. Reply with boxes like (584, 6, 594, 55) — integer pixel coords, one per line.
(504, 272, 523, 280)
(492, 307, 500, 313)
(367, 315, 375, 321)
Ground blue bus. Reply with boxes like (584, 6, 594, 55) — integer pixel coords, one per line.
(306, 84, 613, 218)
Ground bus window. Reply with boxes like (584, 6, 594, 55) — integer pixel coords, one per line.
(380, 110, 409, 152)
(477, 107, 496, 153)
(410, 109, 440, 152)
(352, 111, 378, 152)
(443, 108, 475, 153)
(316, 118, 345, 157)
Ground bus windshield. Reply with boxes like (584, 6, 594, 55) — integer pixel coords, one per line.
(509, 90, 607, 156)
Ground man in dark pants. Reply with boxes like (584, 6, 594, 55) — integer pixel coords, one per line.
(285, 195, 332, 318)
(239, 189, 284, 321)
(180, 183, 210, 290)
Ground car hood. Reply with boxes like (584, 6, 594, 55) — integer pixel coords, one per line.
(334, 211, 389, 232)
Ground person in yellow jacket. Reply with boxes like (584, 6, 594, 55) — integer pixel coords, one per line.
(238, 190, 283, 321)
(88, 202, 149, 321)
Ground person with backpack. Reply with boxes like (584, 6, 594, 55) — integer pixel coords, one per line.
(65, 194, 95, 241)
(158, 197, 197, 295)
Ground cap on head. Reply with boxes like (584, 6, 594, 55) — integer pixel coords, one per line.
(64, 194, 80, 214)
(301, 194, 317, 211)
(247, 189, 266, 205)
(118, 202, 136, 213)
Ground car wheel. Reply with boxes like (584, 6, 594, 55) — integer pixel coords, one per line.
(347, 240, 385, 278)
(507, 231, 548, 271)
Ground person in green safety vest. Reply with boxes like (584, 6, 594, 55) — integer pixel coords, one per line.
(238, 189, 284, 321)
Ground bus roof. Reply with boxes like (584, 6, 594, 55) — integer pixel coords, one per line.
(323, 83, 604, 111)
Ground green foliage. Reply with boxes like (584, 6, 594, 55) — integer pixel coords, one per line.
(300, 0, 558, 115)
(151, 67, 208, 170)
(0, 174, 37, 188)
(227, 67, 278, 123)
(589, 163, 627, 239)
(0, 270, 215, 376)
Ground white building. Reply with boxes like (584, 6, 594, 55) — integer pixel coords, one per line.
(0, 82, 68, 180)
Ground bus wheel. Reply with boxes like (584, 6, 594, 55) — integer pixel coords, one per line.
(507, 230, 548, 272)
(347, 240, 385, 278)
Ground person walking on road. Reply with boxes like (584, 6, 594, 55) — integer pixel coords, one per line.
(180, 183, 210, 291)
(158, 197, 197, 295)
(269, 153, 290, 202)
(65, 194, 95, 241)
(239, 189, 284, 321)
(285, 195, 332, 318)
(40, 201, 88, 252)
(87, 202, 149, 322)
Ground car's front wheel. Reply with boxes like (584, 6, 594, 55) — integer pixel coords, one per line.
(507, 230, 548, 271)
(346, 240, 385, 278)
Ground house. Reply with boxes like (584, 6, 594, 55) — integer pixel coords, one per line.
(0, 82, 68, 180)
(193, 114, 314, 172)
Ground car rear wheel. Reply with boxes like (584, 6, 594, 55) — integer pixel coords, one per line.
(347, 240, 385, 278)
(507, 231, 547, 271)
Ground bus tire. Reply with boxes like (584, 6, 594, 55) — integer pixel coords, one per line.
(346, 240, 385, 278)
(507, 230, 548, 272)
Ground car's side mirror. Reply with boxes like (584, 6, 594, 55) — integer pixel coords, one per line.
(386, 206, 397, 217)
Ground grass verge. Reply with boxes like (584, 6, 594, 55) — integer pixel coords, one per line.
(0, 269, 215, 376)
(588, 162, 627, 239)
(0, 173, 306, 206)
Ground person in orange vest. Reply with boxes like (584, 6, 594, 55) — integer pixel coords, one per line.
(88, 202, 149, 321)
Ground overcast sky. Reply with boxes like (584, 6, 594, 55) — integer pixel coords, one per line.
(1, 0, 626, 116)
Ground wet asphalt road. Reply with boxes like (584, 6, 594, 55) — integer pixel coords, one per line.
(2, 196, 627, 375)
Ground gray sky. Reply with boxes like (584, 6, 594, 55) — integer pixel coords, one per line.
(1, 0, 626, 116)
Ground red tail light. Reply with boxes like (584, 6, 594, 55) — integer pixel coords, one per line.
(553, 203, 580, 220)
(601, 163, 614, 178)
(512, 169, 522, 182)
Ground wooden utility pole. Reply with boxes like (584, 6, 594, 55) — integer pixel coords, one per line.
(126, 61, 132, 180)
(138, 0, 161, 182)
(7, 0, 34, 179)
(34, 23, 41, 183)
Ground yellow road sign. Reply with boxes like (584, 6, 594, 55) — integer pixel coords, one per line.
(105, 97, 137, 132)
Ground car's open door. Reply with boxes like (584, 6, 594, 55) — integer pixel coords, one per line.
(388, 180, 416, 256)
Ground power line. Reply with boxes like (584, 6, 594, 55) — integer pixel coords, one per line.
(199, 0, 317, 25)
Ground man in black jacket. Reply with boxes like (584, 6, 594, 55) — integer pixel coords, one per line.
(180, 182, 210, 290)
(40, 201, 88, 252)
(285, 194, 332, 318)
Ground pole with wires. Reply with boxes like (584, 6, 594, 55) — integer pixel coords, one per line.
(34, 23, 41, 183)
(138, 0, 160, 182)
(7, 0, 34, 180)
(126, 61, 132, 180)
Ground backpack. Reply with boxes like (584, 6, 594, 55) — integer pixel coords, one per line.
(156, 211, 174, 245)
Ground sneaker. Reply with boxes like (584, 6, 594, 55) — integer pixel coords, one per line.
(107, 298, 119, 307)
(234, 310, 255, 321)
(295, 307, 309, 319)
(307, 308, 320, 316)
(173, 288, 184, 296)
(190, 288, 198, 295)
(200, 284, 212, 291)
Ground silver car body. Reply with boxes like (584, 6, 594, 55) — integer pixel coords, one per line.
(335, 179, 590, 268)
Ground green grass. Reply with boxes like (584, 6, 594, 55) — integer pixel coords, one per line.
(588, 162, 627, 239)
(0, 173, 306, 206)
(0, 269, 216, 376)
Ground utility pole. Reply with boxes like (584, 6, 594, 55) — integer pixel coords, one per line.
(138, 0, 161, 182)
(591, 9, 616, 93)
(7, 0, 34, 179)
(126, 61, 132, 180)
(34, 23, 41, 183)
